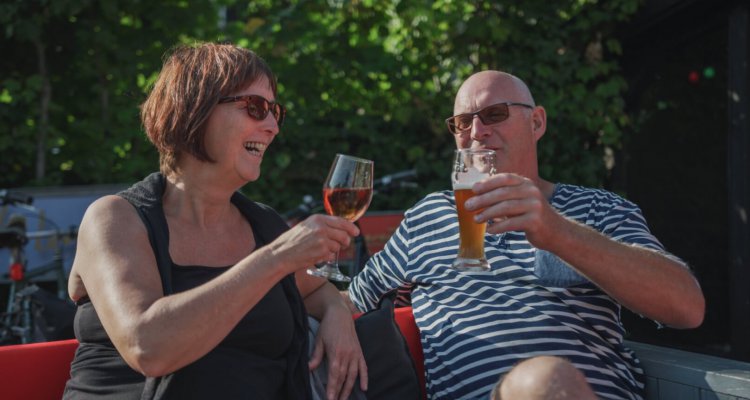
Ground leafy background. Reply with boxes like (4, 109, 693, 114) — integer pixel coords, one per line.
(0, 0, 640, 213)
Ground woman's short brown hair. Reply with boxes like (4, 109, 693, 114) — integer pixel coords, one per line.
(140, 42, 277, 175)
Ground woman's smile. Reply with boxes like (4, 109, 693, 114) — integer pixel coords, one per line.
(243, 141, 267, 157)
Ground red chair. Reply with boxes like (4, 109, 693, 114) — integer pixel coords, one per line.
(0, 307, 427, 399)
(393, 306, 426, 395)
(0, 338, 78, 400)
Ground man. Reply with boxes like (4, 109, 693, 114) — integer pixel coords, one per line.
(347, 71, 705, 399)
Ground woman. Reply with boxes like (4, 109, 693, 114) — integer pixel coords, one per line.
(63, 42, 367, 400)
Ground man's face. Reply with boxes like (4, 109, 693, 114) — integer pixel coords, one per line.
(451, 75, 543, 177)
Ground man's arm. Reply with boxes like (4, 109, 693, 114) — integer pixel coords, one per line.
(348, 213, 415, 312)
(469, 174, 705, 329)
(540, 211, 704, 328)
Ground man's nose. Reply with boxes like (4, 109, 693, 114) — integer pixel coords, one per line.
(470, 115, 492, 141)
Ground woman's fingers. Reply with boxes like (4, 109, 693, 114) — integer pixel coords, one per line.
(358, 353, 369, 391)
(338, 358, 360, 400)
(326, 355, 347, 400)
(273, 215, 360, 271)
(308, 334, 325, 371)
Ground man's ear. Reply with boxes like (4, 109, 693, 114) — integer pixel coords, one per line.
(531, 106, 547, 141)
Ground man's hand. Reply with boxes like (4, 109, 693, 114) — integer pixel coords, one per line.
(465, 173, 560, 248)
(463, 172, 704, 328)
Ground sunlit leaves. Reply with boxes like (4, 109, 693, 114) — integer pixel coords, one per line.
(0, 0, 640, 210)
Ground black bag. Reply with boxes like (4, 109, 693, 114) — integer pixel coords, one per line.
(354, 295, 422, 400)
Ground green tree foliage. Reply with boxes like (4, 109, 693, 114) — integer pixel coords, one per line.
(0, 0, 220, 185)
(0, 0, 640, 213)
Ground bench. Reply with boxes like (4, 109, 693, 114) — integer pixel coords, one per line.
(1, 308, 748, 399)
(626, 340, 750, 400)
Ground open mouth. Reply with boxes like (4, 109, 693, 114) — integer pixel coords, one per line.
(244, 141, 267, 157)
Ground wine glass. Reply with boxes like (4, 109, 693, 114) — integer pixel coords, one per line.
(307, 154, 374, 282)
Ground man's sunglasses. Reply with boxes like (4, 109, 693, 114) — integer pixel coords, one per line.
(218, 95, 286, 126)
(445, 102, 534, 135)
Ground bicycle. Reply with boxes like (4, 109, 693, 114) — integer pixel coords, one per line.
(0, 189, 77, 345)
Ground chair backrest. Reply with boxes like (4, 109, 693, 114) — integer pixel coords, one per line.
(0, 308, 427, 400)
(393, 306, 426, 395)
(0, 338, 78, 400)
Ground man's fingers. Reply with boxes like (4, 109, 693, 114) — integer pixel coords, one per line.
(474, 172, 523, 192)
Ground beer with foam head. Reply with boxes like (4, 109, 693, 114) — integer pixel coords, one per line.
(454, 185, 487, 261)
(452, 149, 496, 271)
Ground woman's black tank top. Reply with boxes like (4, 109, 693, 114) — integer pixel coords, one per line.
(62, 173, 311, 399)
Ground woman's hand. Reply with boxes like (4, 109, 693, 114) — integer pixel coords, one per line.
(269, 214, 359, 274)
(309, 304, 368, 400)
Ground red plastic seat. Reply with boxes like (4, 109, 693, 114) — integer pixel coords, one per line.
(0, 338, 78, 399)
(393, 306, 426, 394)
(0, 307, 426, 399)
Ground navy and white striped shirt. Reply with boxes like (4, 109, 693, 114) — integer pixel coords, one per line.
(349, 184, 682, 399)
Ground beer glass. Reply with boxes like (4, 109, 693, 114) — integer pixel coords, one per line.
(307, 154, 374, 282)
(452, 149, 496, 271)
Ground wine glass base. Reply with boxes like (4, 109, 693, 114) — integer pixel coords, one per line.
(307, 265, 352, 282)
(451, 257, 490, 271)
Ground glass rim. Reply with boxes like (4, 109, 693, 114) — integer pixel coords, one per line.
(455, 148, 496, 155)
(335, 153, 374, 164)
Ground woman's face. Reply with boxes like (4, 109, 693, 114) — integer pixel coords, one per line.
(202, 76, 280, 184)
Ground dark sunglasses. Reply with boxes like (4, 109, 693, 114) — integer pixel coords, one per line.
(445, 102, 534, 135)
(218, 94, 286, 126)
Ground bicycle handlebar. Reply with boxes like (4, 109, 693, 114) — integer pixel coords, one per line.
(374, 169, 418, 190)
(1, 209, 78, 249)
(282, 195, 322, 221)
(0, 189, 33, 206)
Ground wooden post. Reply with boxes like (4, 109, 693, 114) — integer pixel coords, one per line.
(728, 1, 750, 361)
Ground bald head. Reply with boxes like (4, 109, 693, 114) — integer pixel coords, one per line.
(454, 71, 535, 114)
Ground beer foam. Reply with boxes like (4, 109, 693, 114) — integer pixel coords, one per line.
(453, 181, 475, 190)
(453, 167, 489, 189)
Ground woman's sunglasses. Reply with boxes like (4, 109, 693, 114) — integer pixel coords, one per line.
(445, 102, 534, 135)
(218, 95, 286, 126)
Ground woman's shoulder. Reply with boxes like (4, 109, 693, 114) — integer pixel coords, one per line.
(86, 194, 139, 219)
(82, 195, 145, 236)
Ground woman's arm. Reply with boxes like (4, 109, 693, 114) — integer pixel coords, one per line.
(297, 271, 368, 400)
(71, 195, 357, 377)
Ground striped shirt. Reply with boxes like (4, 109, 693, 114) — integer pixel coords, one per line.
(349, 183, 681, 399)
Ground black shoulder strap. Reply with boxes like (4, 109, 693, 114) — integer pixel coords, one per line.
(122, 179, 311, 399)
(230, 192, 312, 399)
(117, 172, 174, 295)
(230, 192, 288, 244)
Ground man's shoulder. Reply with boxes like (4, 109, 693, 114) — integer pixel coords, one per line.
(405, 190, 454, 214)
(553, 183, 638, 210)
(393, 191, 457, 229)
